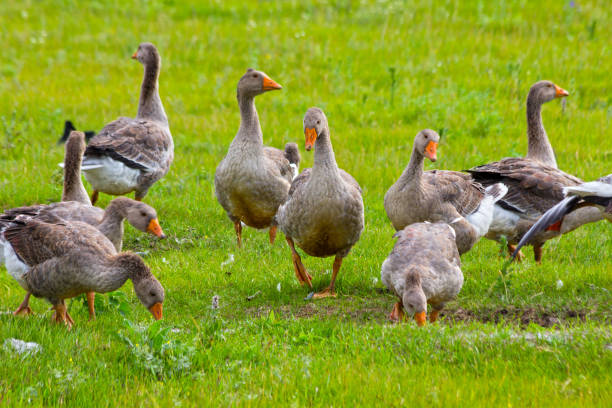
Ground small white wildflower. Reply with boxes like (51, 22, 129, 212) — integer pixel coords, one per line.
(221, 254, 235, 268)
(162, 257, 169, 264)
(276, 282, 281, 292)
(211, 295, 219, 310)
(3, 338, 41, 355)
(556, 280, 564, 289)
(371, 277, 378, 285)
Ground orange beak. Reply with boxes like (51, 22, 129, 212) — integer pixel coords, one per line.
(131, 51, 138, 59)
(304, 128, 317, 151)
(424, 141, 438, 162)
(414, 311, 427, 327)
(149, 302, 163, 320)
(554, 84, 569, 98)
(262, 76, 282, 91)
(147, 218, 166, 238)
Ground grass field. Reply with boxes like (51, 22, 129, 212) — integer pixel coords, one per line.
(1, 0, 611, 406)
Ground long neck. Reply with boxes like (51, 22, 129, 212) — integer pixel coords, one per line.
(525, 96, 557, 168)
(232, 91, 263, 153)
(137, 58, 168, 125)
(98, 198, 131, 251)
(397, 144, 424, 191)
(312, 125, 340, 179)
(62, 147, 91, 205)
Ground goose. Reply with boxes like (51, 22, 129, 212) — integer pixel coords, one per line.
(381, 222, 463, 326)
(58, 120, 95, 144)
(1, 216, 164, 329)
(81, 43, 173, 204)
(512, 174, 612, 258)
(276, 108, 364, 298)
(384, 129, 508, 254)
(2, 132, 165, 316)
(215, 68, 300, 247)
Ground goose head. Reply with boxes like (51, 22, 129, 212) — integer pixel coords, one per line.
(238, 68, 282, 98)
(131, 42, 160, 66)
(402, 269, 427, 326)
(414, 129, 439, 162)
(303, 107, 328, 151)
(124, 201, 166, 239)
(117, 253, 165, 319)
(528, 80, 569, 104)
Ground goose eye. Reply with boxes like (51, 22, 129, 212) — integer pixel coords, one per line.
(141, 212, 147, 217)
(150, 291, 155, 297)
(316, 120, 320, 125)
(252, 74, 258, 78)
(424, 134, 428, 139)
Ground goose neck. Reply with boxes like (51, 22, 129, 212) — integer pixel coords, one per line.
(62, 150, 90, 205)
(525, 96, 557, 167)
(137, 59, 168, 125)
(312, 126, 339, 177)
(398, 144, 424, 191)
(234, 92, 264, 149)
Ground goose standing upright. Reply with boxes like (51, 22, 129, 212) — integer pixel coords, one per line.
(381, 222, 463, 326)
(81, 43, 173, 204)
(61, 131, 91, 205)
(384, 130, 508, 254)
(467, 81, 603, 262)
(1, 216, 164, 329)
(215, 69, 300, 247)
(277, 108, 364, 298)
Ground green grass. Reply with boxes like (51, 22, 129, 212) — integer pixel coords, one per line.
(1, 0, 611, 406)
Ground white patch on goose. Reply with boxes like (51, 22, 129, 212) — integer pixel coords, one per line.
(487, 204, 521, 237)
(446, 224, 457, 239)
(290, 163, 299, 180)
(81, 156, 142, 195)
(449, 217, 463, 224)
(565, 181, 612, 198)
(2, 240, 30, 290)
(466, 195, 495, 237)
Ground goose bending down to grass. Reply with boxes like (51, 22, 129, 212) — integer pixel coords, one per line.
(215, 69, 300, 247)
(381, 222, 463, 326)
(0, 215, 164, 329)
(276, 108, 364, 298)
(3, 131, 165, 316)
(384, 129, 508, 254)
(512, 174, 612, 259)
(81, 43, 173, 204)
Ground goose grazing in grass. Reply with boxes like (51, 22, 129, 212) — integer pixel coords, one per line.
(276, 108, 364, 298)
(2, 131, 165, 317)
(81, 43, 173, 204)
(58, 120, 95, 144)
(467, 82, 603, 262)
(381, 222, 462, 326)
(512, 174, 612, 259)
(215, 68, 300, 247)
(384, 129, 508, 254)
(0, 215, 164, 329)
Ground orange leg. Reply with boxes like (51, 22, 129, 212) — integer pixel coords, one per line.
(269, 225, 278, 245)
(533, 244, 543, 264)
(91, 190, 99, 205)
(286, 236, 312, 287)
(313, 256, 343, 299)
(234, 221, 243, 248)
(13, 292, 32, 316)
(51, 302, 73, 330)
(508, 244, 524, 262)
(389, 301, 405, 322)
(87, 292, 96, 320)
(430, 310, 440, 323)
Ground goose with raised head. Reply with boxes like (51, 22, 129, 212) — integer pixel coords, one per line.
(381, 222, 463, 326)
(81, 43, 173, 204)
(511, 174, 612, 259)
(1, 216, 164, 329)
(277, 108, 364, 298)
(215, 68, 300, 247)
(384, 129, 508, 255)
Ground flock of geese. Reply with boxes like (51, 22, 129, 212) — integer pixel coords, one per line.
(1, 42, 610, 329)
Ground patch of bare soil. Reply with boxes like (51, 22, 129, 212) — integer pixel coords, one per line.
(246, 300, 593, 328)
